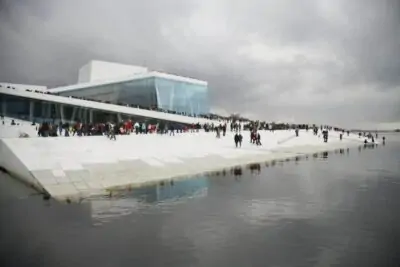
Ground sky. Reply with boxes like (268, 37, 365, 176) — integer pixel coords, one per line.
(0, 0, 399, 129)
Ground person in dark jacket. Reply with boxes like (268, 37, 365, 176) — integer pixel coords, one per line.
(234, 133, 240, 147)
(256, 132, 262, 146)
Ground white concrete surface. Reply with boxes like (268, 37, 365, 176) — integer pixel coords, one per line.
(0, 118, 38, 138)
(0, 138, 41, 190)
(0, 129, 370, 202)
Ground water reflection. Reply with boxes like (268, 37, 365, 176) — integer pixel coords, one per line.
(90, 176, 209, 222)
(0, 140, 396, 267)
(364, 143, 378, 150)
(248, 163, 261, 174)
(6, 144, 379, 224)
(232, 167, 243, 176)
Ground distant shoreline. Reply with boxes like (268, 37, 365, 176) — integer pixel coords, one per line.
(350, 130, 399, 133)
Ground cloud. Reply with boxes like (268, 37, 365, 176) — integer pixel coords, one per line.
(0, 0, 399, 128)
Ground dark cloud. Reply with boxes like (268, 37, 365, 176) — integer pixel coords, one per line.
(0, 0, 399, 128)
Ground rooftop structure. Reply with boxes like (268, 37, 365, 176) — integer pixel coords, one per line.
(51, 70, 207, 94)
(77, 60, 149, 84)
(0, 82, 47, 92)
(0, 60, 211, 124)
(0, 87, 215, 125)
(50, 60, 209, 116)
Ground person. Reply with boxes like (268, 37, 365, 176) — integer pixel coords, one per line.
(234, 133, 240, 148)
(169, 124, 175, 136)
(109, 123, 116, 140)
(134, 122, 140, 134)
(256, 132, 262, 146)
(323, 130, 328, 143)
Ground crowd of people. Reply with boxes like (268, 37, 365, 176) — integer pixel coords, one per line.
(1, 113, 386, 146)
(32, 119, 247, 139)
(35, 120, 208, 138)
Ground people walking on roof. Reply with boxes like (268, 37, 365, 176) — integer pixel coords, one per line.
(134, 122, 140, 134)
(141, 122, 146, 134)
(169, 124, 175, 136)
(108, 123, 116, 140)
(250, 130, 257, 144)
(256, 132, 261, 146)
(234, 132, 243, 148)
(323, 129, 328, 143)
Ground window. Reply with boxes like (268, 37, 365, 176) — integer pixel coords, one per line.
(154, 78, 209, 115)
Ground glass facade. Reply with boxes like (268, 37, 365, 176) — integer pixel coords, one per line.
(60, 78, 158, 109)
(0, 93, 167, 125)
(59, 76, 209, 116)
(154, 77, 209, 115)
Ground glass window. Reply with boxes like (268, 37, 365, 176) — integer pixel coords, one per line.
(3, 94, 30, 119)
(59, 78, 158, 109)
(154, 77, 209, 115)
(58, 76, 209, 115)
(0, 92, 203, 126)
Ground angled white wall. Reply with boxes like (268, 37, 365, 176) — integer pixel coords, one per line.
(78, 60, 148, 83)
(0, 138, 42, 190)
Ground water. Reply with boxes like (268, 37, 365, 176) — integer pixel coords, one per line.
(1, 134, 399, 267)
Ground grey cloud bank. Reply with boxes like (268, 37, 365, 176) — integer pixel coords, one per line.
(0, 0, 399, 129)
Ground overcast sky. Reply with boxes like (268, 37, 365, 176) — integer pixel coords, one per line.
(0, 0, 399, 129)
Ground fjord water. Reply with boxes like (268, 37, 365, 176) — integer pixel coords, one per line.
(0, 134, 399, 267)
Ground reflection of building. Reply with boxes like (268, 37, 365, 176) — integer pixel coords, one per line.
(130, 177, 209, 203)
(90, 177, 209, 221)
(0, 60, 210, 124)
